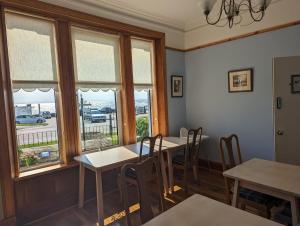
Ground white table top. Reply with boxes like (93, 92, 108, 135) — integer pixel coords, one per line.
(142, 194, 283, 226)
(74, 136, 209, 170)
(74, 146, 139, 170)
(224, 158, 300, 197)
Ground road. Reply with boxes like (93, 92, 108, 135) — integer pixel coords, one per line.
(16, 113, 149, 146)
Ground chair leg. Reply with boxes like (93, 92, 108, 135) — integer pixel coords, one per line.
(117, 176, 123, 202)
(240, 201, 246, 210)
(192, 164, 199, 183)
(183, 166, 188, 194)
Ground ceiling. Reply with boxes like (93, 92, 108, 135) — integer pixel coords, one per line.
(71, 0, 277, 31)
(40, 0, 299, 49)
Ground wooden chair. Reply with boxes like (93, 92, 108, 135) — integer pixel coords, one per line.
(121, 156, 165, 226)
(118, 134, 163, 200)
(219, 134, 277, 218)
(172, 127, 203, 193)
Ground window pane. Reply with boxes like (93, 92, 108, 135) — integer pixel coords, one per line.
(14, 89, 60, 171)
(5, 13, 58, 82)
(72, 27, 120, 85)
(132, 39, 153, 85)
(135, 90, 152, 141)
(77, 89, 119, 151)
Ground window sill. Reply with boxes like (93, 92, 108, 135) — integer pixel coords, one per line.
(15, 162, 79, 181)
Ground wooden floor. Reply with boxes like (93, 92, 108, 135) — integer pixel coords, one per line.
(24, 169, 228, 226)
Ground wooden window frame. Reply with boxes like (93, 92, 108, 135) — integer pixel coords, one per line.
(0, 0, 168, 221)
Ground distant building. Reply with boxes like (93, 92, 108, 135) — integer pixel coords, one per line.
(15, 105, 32, 116)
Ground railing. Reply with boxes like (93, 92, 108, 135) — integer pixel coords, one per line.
(17, 114, 119, 149)
(17, 130, 57, 147)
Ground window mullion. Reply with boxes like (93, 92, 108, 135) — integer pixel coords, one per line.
(120, 34, 136, 144)
(56, 20, 80, 161)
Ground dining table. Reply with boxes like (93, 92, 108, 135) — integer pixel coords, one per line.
(224, 158, 300, 226)
(142, 194, 283, 226)
(74, 135, 209, 225)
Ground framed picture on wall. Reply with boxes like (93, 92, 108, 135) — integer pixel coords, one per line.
(171, 75, 183, 97)
(228, 68, 253, 92)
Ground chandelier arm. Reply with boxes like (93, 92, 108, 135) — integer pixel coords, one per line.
(206, 0, 225, 26)
(248, 0, 265, 14)
(248, 5, 265, 22)
(223, 0, 230, 15)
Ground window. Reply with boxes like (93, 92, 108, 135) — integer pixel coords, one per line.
(131, 39, 155, 140)
(71, 27, 121, 151)
(5, 12, 62, 171)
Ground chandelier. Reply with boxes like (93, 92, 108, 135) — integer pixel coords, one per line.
(203, 0, 272, 28)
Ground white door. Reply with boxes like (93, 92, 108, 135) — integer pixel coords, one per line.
(274, 56, 300, 165)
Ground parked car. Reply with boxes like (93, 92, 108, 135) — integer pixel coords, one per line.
(50, 112, 56, 117)
(41, 111, 51, 119)
(15, 115, 46, 124)
(85, 109, 106, 123)
(136, 106, 148, 115)
(100, 107, 115, 114)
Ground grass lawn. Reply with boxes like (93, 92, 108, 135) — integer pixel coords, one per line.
(19, 140, 58, 149)
(16, 123, 48, 127)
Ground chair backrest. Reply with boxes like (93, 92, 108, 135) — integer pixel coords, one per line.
(219, 134, 242, 171)
(121, 157, 164, 226)
(180, 127, 188, 138)
(184, 127, 203, 164)
(139, 134, 163, 162)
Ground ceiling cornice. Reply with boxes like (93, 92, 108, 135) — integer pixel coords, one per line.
(73, 0, 285, 32)
(77, 0, 185, 31)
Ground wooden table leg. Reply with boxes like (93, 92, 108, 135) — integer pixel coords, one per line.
(232, 179, 239, 207)
(160, 153, 169, 195)
(96, 170, 104, 226)
(79, 163, 85, 208)
(291, 197, 299, 226)
(167, 151, 174, 194)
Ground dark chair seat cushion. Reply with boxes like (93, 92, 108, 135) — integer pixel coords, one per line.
(272, 202, 292, 226)
(239, 188, 281, 206)
(125, 167, 137, 179)
(172, 154, 185, 165)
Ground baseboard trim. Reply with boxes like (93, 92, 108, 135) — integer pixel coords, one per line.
(0, 217, 16, 226)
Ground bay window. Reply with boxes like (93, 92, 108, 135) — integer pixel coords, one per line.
(5, 12, 62, 171)
(0, 4, 167, 178)
(131, 39, 155, 140)
(71, 27, 122, 151)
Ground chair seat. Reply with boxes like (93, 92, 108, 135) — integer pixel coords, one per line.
(239, 188, 281, 206)
(125, 167, 137, 179)
(271, 202, 291, 226)
(172, 154, 185, 165)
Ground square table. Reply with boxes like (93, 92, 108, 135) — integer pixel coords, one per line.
(224, 158, 300, 226)
(142, 194, 283, 226)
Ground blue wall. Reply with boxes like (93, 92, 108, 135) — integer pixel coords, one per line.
(166, 49, 186, 136)
(183, 25, 300, 161)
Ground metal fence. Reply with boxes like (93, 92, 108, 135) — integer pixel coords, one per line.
(17, 114, 119, 149)
(17, 130, 57, 147)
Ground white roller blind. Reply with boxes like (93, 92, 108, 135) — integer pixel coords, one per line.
(132, 39, 154, 87)
(72, 27, 121, 88)
(5, 12, 58, 82)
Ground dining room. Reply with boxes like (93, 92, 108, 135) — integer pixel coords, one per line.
(0, 0, 300, 226)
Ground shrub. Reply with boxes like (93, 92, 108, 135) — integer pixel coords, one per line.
(136, 116, 149, 140)
(19, 151, 39, 168)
